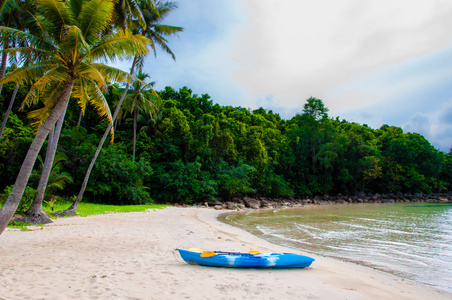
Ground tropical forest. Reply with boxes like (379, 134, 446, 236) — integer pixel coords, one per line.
(0, 0, 451, 234)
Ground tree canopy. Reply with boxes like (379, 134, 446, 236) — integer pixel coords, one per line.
(1, 84, 450, 208)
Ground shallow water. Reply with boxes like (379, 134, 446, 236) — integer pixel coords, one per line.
(222, 202, 452, 292)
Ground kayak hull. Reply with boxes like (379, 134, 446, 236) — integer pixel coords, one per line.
(176, 249, 315, 268)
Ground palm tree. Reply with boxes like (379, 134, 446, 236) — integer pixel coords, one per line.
(25, 0, 149, 222)
(0, 0, 39, 138)
(75, 0, 155, 125)
(0, 0, 19, 93)
(66, 0, 182, 214)
(0, 66, 19, 140)
(0, 0, 149, 235)
(24, 105, 71, 223)
(0, 0, 37, 94)
(139, 0, 182, 60)
(114, 0, 151, 31)
(118, 70, 159, 160)
(30, 151, 73, 203)
(25, 59, 117, 223)
(137, 101, 161, 136)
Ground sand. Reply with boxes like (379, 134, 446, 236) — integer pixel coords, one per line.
(0, 207, 450, 300)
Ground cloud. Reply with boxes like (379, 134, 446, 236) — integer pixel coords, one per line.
(404, 98, 452, 152)
(232, 0, 452, 109)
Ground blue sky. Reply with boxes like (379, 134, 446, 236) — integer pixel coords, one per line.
(125, 0, 452, 152)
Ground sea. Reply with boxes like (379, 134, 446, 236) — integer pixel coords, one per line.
(221, 202, 452, 292)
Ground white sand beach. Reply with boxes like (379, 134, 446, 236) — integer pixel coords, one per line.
(0, 207, 450, 300)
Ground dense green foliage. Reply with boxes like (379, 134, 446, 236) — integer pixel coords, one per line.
(1, 84, 450, 205)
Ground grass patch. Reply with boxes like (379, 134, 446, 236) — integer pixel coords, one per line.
(7, 221, 43, 231)
(46, 202, 166, 217)
(2, 202, 166, 229)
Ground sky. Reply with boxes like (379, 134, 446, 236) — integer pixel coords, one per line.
(125, 0, 452, 152)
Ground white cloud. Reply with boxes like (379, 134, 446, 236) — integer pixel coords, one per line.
(232, 0, 452, 109)
(404, 99, 452, 152)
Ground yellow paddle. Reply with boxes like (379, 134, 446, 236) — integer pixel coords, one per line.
(200, 251, 217, 257)
(199, 250, 261, 257)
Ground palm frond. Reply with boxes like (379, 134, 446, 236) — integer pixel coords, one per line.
(26, 81, 64, 129)
(130, 54, 144, 72)
(22, 66, 69, 106)
(0, 0, 19, 19)
(21, 67, 69, 109)
(71, 75, 112, 129)
(0, 63, 49, 87)
(90, 29, 149, 62)
(52, 151, 69, 167)
(91, 63, 136, 84)
(88, 89, 113, 125)
(38, 0, 76, 40)
(145, 30, 175, 59)
(60, 25, 90, 61)
(153, 24, 183, 36)
(79, 0, 114, 44)
(47, 171, 73, 192)
(72, 77, 89, 116)
(67, 0, 84, 19)
(74, 63, 107, 91)
(155, 1, 178, 19)
(2, 46, 53, 64)
(84, 83, 114, 141)
(27, 103, 53, 130)
(21, 2, 45, 38)
(0, 26, 56, 53)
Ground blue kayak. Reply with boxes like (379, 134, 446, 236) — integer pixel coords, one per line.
(176, 248, 315, 268)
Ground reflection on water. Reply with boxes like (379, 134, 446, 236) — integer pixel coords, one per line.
(222, 202, 452, 292)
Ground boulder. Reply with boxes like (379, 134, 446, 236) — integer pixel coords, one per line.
(226, 202, 240, 210)
(243, 197, 261, 209)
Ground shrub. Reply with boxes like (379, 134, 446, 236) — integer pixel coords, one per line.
(0, 185, 38, 215)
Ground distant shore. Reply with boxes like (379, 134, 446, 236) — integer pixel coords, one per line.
(195, 191, 452, 211)
(0, 207, 451, 299)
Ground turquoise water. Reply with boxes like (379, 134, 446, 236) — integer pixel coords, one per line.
(222, 202, 452, 292)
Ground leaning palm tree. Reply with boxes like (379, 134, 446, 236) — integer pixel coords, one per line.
(0, 65, 19, 140)
(0, 0, 20, 93)
(0, 0, 37, 94)
(65, 0, 182, 214)
(25, 63, 117, 223)
(0, 0, 149, 235)
(30, 151, 73, 201)
(118, 70, 159, 160)
(0, 0, 38, 136)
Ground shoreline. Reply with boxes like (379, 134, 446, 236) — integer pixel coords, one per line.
(0, 207, 451, 299)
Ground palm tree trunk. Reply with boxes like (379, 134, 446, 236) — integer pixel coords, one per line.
(26, 105, 68, 224)
(64, 57, 139, 214)
(77, 108, 83, 127)
(0, 46, 8, 95)
(0, 79, 74, 235)
(0, 83, 19, 141)
(133, 107, 137, 161)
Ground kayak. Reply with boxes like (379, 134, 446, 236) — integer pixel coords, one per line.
(176, 248, 315, 268)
